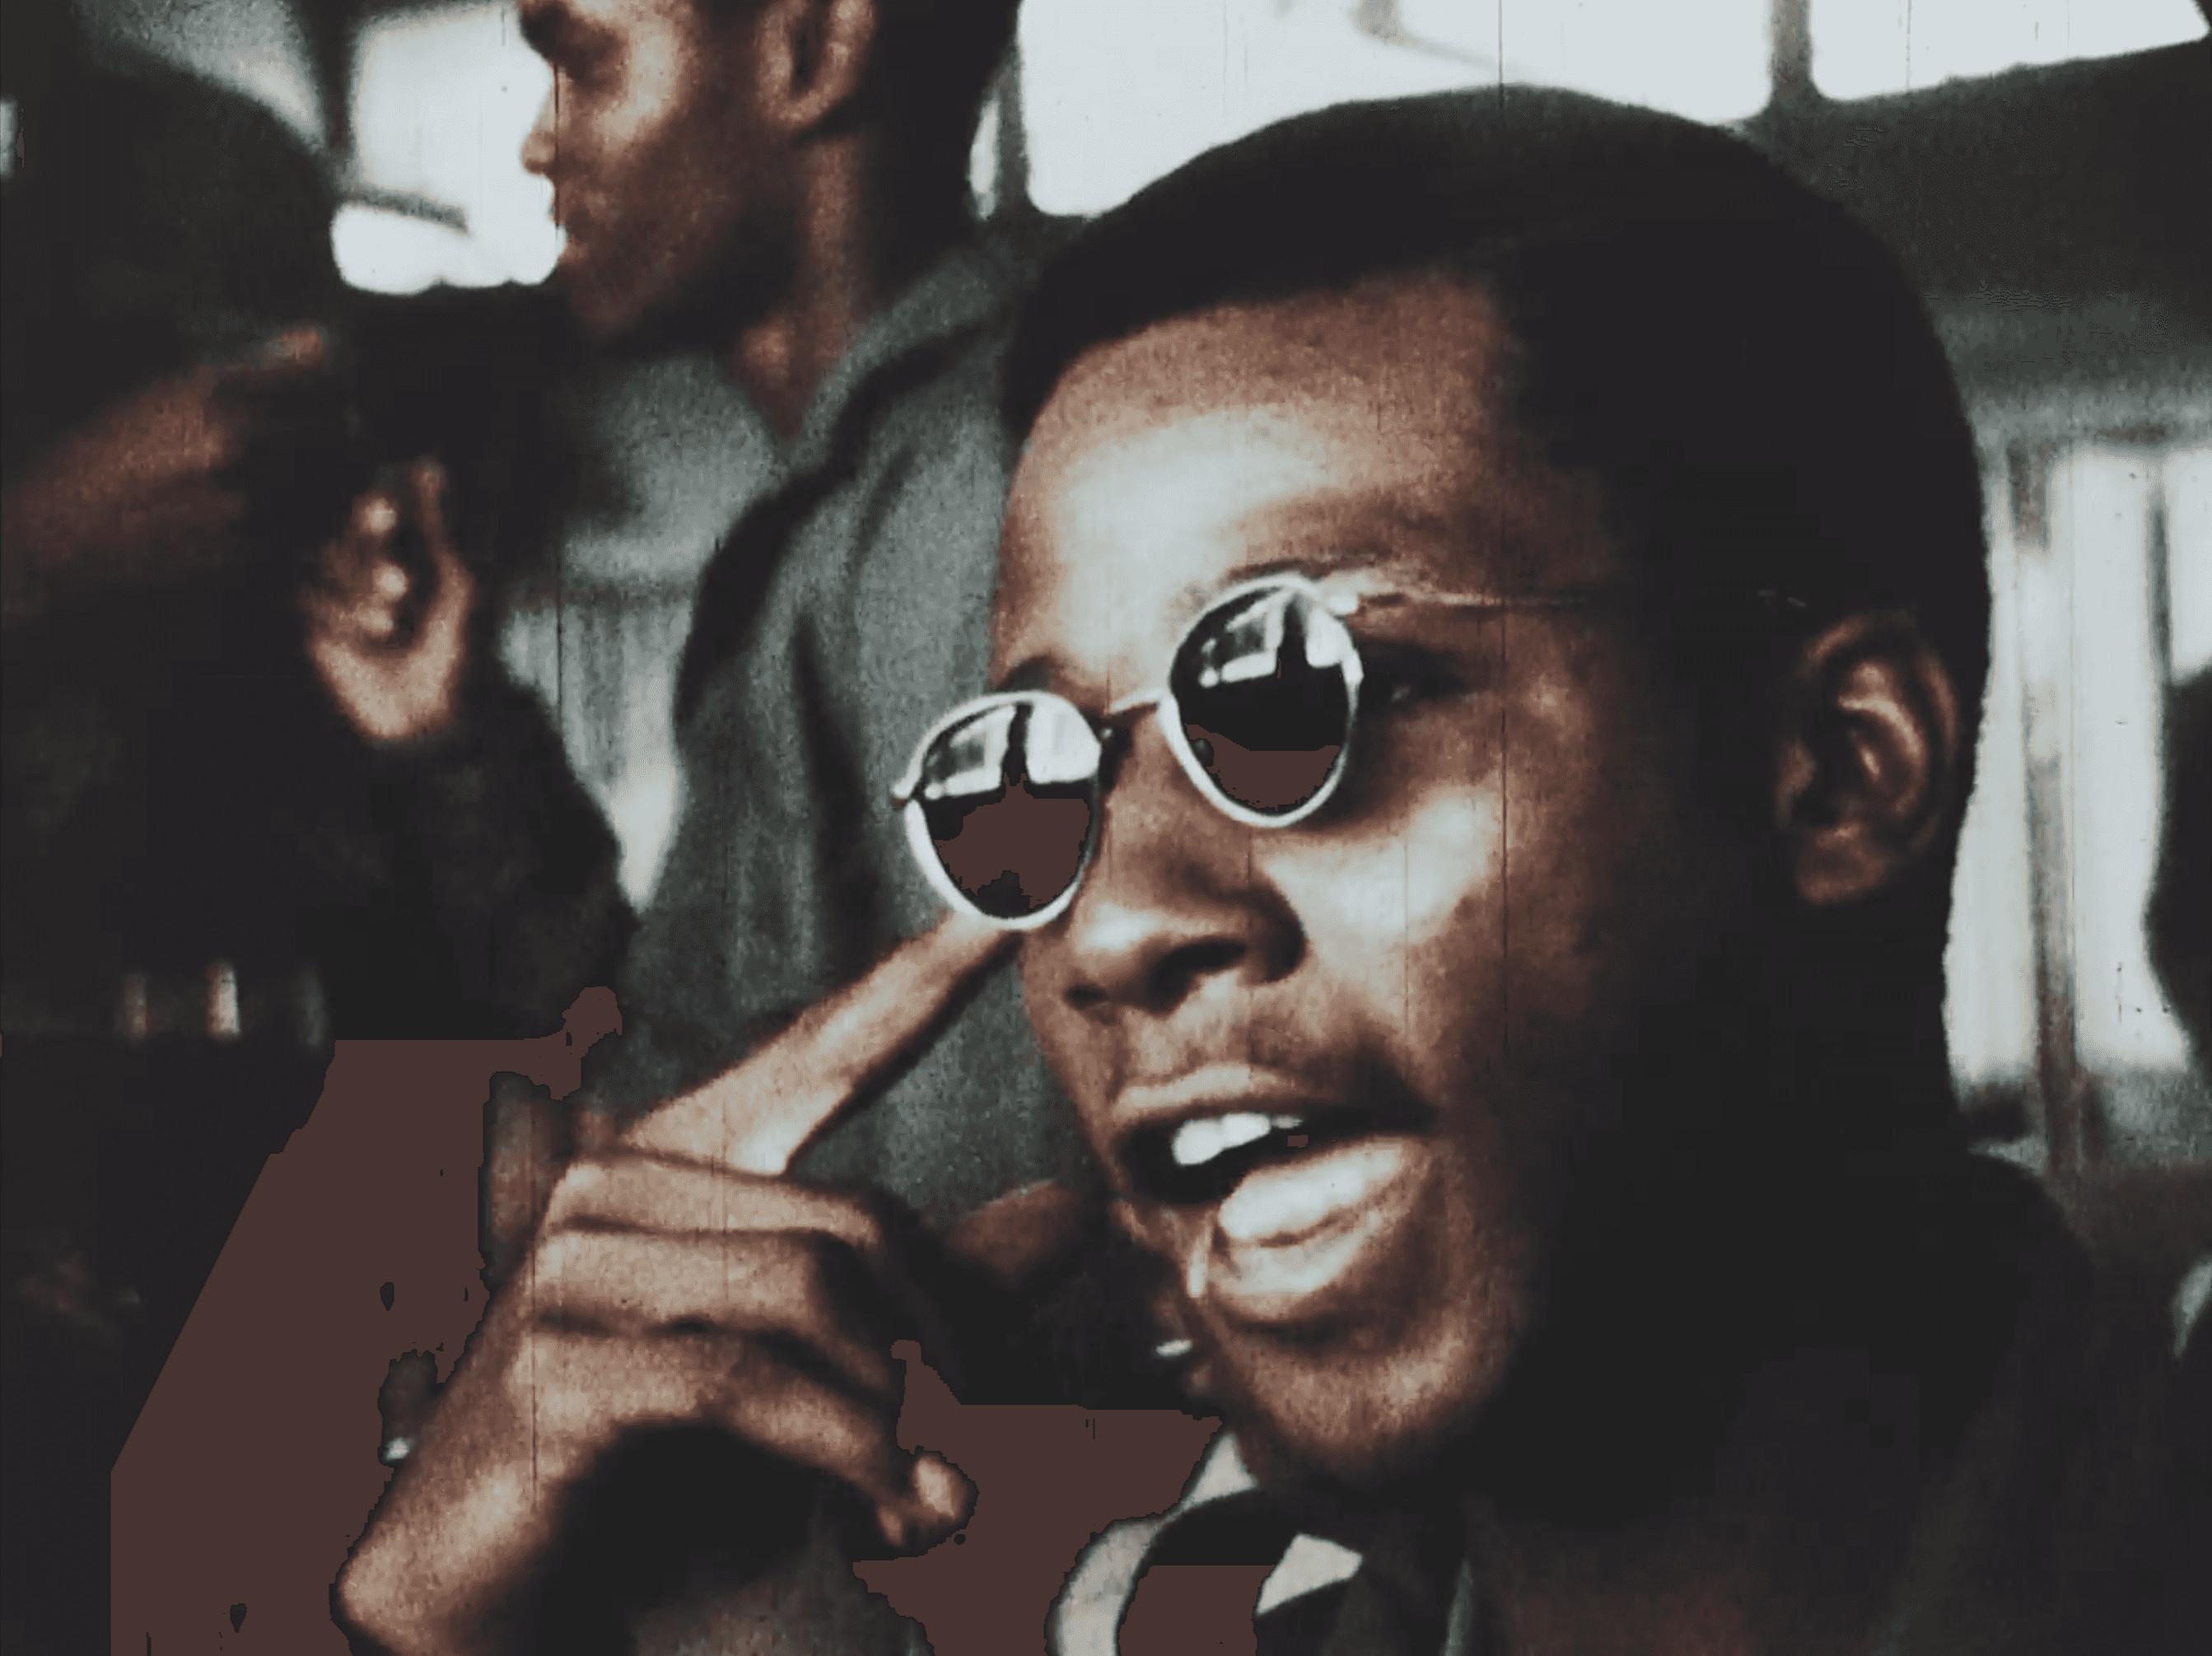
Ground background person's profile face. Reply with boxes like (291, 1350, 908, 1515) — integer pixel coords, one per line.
(519, 0, 777, 341)
(996, 276, 1761, 1490)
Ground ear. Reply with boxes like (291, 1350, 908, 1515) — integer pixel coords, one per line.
(749, 0, 879, 137)
(1773, 611, 1964, 907)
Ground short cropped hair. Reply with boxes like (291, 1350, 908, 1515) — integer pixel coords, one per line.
(1002, 89, 1992, 929)
(707, 0, 1018, 161)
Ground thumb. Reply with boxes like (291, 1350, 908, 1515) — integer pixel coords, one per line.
(405, 459, 475, 633)
(404, 458, 453, 555)
(875, 1449, 975, 1554)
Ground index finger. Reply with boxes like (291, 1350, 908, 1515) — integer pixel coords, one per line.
(624, 908, 1016, 1173)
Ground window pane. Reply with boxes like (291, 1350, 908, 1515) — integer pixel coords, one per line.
(2054, 447, 2192, 1078)
(1813, 0, 2207, 100)
(1944, 476, 2037, 1090)
(343, 3, 558, 292)
(2168, 447, 2212, 681)
(1020, 0, 1769, 218)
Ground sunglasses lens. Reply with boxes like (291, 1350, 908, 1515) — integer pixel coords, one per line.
(909, 697, 1101, 921)
(1169, 585, 1356, 819)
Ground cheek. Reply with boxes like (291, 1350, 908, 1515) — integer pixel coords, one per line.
(1017, 945, 1109, 1134)
(1272, 781, 1504, 1044)
(603, 91, 697, 194)
(1290, 781, 1500, 940)
(581, 42, 722, 194)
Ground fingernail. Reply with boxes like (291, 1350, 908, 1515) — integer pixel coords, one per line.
(912, 1453, 973, 1525)
(358, 496, 400, 536)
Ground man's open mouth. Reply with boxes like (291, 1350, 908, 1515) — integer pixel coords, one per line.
(1114, 1070, 1436, 1327)
(1124, 1101, 1426, 1210)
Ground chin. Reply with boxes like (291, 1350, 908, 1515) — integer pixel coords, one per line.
(556, 275, 646, 346)
(1216, 1315, 1510, 1502)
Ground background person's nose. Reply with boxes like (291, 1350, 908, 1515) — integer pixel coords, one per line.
(1056, 726, 1301, 1019)
(520, 86, 558, 178)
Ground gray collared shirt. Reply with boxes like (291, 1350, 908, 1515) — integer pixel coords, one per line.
(592, 237, 1085, 1219)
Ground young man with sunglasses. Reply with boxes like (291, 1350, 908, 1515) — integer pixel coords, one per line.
(338, 89, 2200, 1654)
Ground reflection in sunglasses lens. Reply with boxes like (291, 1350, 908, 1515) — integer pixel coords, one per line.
(1172, 589, 1352, 817)
(917, 699, 1098, 920)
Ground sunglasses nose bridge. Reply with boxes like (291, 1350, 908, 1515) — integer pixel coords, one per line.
(1046, 720, 1309, 1015)
(1079, 717, 1242, 894)
(900, 582, 1358, 926)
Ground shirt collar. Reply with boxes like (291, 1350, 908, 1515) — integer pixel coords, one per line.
(1054, 1430, 1483, 1656)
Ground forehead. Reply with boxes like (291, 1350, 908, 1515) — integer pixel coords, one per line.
(992, 275, 1619, 691)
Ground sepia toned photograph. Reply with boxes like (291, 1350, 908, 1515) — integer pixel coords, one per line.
(2, 1, 2208, 1651)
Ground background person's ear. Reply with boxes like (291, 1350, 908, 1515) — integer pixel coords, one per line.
(750, 0, 878, 137)
(1773, 612, 1963, 907)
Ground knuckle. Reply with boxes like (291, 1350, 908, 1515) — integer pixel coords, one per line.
(532, 1226, 590, 1285)
(545, 1155, 614, 1220)
(798, 1235, 894, 1336)
(849, 1187, 915, 1255)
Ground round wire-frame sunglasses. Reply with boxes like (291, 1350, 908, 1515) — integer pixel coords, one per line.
(892, 571, 1807, 931)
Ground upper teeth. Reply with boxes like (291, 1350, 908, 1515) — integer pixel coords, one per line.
(1169, 1112, 1304, 1169)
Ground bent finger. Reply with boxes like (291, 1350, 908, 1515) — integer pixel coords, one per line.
(541, 1159, 954, 1372)
(544, 1155, 885, 1249)
(524, 1331, 928, 1526)
(706, 1341, 968, 1540)
(311, 487, 405, 596)
(404, 459, 474, 629)
(523, 1229, 899, 1406)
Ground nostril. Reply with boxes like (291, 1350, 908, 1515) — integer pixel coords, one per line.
(1150, 938, 1244, 1008)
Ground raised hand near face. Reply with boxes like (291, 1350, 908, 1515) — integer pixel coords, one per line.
(335, 913, 1018, 1656)
(303, 459, 474, 747)
(0, 326, 334, 625)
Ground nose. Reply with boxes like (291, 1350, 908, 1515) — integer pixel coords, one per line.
(520, 82, 559, 178)
(1051, 723, 1302, 1019)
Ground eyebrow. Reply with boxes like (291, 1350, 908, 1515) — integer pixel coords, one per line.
(985, 494, 1545, 696)
(517, 0, 610, 62)
(991, 656, 1057, 696)
(1238, 493, 1470, 559)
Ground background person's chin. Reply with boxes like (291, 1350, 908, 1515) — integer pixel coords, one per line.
(553, 265, 640, 345)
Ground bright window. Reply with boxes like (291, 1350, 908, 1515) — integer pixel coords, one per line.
(1948, 437, 2212, 1159)
(338, 2, 558, 294)
(1018, 0, 1772, 218)
(1813, 0, 2207, 100)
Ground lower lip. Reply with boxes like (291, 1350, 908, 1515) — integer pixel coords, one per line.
(1197, 1136, 1426, 1327)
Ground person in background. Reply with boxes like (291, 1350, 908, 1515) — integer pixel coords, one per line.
(339, 88, 2201, 1655)
(475, 0, 1087, 1234)
(2, 0, 629, 1045)
(2, 6, 624, 1649)
(352, 0, 1158, 1518)
(12, 0, 1082, 1215)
